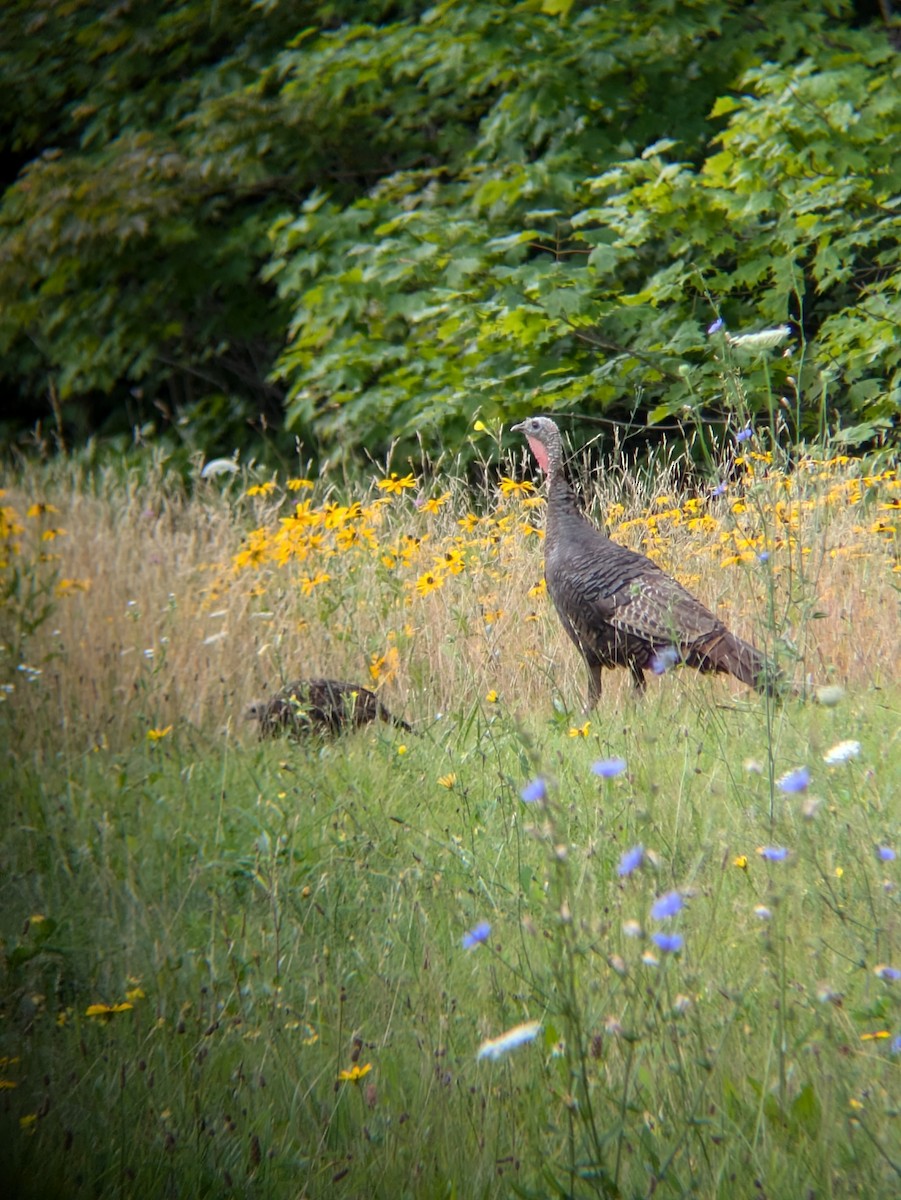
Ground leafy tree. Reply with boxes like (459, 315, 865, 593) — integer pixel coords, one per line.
(0, 0, 897, 466)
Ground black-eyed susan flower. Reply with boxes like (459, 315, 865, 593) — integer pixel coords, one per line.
(246, 481, 277, 497)
(338, 1063, 372, 1083)
(146, 726, 173, 742)
(498, 477, 535, 498)
(377, 473, 417, 495)
(86, 1002, 134, 1018)
(415, 570, 443, 596)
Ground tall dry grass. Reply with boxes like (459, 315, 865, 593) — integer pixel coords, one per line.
(1, 439, 898, 756)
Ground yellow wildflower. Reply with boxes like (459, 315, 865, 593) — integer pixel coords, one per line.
(438, 773, 457, 789)
(86, 1002, 134, 1017)
(26, 503, 59, 517)
(498, 476, 535, 498)
(440, 548, 466, 574)
(246, 481, 277, 497)
(146, 726, 173, 742)
(56, 578, 91, 596)
(301, 571, 331, 596)
(485, 690, 499, 704)
(415, 570, 443, 596)
(377, 473, 417, 494)
(733, 855, 748, 871)
(287, 478, 314, 491)
(338, 1062, 373, 1083)
(568, 722, 591, 738)
(369, 646, 398, 685)
(420, 492, 451, 513)
(528, 579, 546, 598)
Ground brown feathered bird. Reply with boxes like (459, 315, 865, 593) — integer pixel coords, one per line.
(247, 678, 411, 738)
(512, 416, 777, 704)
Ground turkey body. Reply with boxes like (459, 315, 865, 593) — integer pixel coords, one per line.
(247, 678, 411, 737)
(512, 417, 775, 705)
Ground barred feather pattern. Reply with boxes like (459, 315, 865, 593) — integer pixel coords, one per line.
(512, 416, 777, 704)
(247, 678, 411, 737)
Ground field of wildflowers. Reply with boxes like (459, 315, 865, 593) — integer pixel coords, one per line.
(1, 431, 899, 1197)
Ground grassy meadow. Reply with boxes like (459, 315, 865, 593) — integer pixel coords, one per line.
(1, 433, 900, 1198)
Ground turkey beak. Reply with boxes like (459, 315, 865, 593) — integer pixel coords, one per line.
(511, 421, 526, 433)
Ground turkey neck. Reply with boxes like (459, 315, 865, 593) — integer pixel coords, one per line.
(544, 461, 608, 549)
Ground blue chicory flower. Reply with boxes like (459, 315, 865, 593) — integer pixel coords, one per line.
(711, 482, 728, 497)
(617, 845, 644, 877)
(878, 846, 896, 862)
(777, 766, 811, 793)
(759, 846, 789, 862)
(592, 757, 627, 779)
(707, 318, 725, 335)
(651, 891, 683, 920)
(650, 647, 679, 676)
(462, 920, 491, 950)
(651, 932, 684, 953)
(735, 427, 753, 443)
(520, 778, 547, 804)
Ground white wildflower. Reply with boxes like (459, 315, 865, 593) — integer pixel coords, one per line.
(200, 458, 239, 479)
(477, 1020, 542, 1061)
(726, 325, 792, 351)
(823, 740, 861, 766)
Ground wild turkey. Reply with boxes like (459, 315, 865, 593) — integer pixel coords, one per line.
(512, 416, 778, 704)
(247, 678, 411, 737)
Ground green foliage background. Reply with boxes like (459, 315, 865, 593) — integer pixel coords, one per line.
(1, 0, 898, 466)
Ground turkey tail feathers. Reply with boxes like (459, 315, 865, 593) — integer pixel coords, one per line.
(695, 631, 781, 695)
